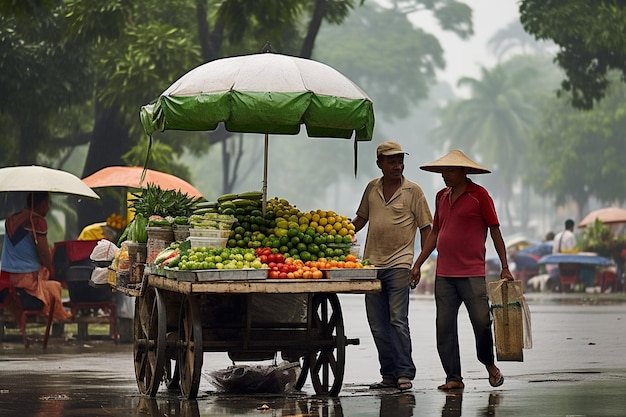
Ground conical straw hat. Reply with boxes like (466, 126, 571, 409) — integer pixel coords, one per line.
(420, 150, 490, 174)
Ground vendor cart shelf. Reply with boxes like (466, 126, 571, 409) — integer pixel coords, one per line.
(123, 273, 380, 399)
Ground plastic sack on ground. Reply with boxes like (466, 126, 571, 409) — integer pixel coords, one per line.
(207, 361, 300, 394)
(90, 267, 109, 284)
(90, 239, 119, 262)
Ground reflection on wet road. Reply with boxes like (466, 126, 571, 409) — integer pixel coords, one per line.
(1, 294, 625, 416)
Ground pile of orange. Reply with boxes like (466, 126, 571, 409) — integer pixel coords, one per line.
(279, 254, 373, 279)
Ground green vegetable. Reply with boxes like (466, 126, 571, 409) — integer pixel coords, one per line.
(117, 223, 130, 246)
(135, 214, 148, 243)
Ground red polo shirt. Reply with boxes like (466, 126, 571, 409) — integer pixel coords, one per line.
(433, 180, 499, 277)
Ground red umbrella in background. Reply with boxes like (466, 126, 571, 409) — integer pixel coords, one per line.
(82, 166, 203, 198)
(578, 207, 626, 228)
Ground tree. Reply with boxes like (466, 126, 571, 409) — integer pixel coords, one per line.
(487, 19, 553, 61)
(520, 0, 626, 110)
(0, 1, 94, 220)
(429, 57, 547, 230)
(529, 75, 626, 219)
(1, 0, 473, 232)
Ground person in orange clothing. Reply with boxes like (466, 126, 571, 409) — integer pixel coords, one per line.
(1, 192, 72, 321)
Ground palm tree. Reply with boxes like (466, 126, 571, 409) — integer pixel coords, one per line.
(487, 20, 554, 61)
(429, 61, 541, 230)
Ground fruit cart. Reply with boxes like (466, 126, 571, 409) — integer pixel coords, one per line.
(115, 270, 380, 399)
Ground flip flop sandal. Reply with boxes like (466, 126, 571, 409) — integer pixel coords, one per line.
(489, 370, 504, 387)
(397, 377, 413, 391)
(437, 381, 465, 390)
(369, 380, 395, 389)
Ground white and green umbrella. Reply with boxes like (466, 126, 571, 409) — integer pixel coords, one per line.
(140, 49, 374, 207)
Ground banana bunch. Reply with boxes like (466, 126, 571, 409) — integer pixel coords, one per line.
(194, 191, 263, 216)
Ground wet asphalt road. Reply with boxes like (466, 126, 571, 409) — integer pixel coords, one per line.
(1, 293, 626, 416)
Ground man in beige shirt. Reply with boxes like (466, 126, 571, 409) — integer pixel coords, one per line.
(352, 141, 432, 391)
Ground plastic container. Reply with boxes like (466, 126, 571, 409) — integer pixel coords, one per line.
(188, 236, 228, 249)
(173, 224, 190, 241)
(189, 228, 231, 238)
(147, 227, 174, 263)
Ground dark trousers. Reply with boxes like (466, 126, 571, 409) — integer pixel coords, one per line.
(435, 276, 495, 383)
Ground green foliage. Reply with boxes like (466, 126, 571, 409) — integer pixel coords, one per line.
(529, 75, 626, 213)
(580, 219, 626, 258)
(520, 0, 626, 110)
(0, 2, 93, 163)
(315, 2, 468, 121)
(121, 136, 193, 188)
(129, 183, 197, 218)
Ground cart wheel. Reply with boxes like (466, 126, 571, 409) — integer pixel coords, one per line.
(133, 288, 166, 397)
(308, 293, 346, 396)
(178, 294, 203, 399)
(164, 357, 180, 391)
(294, 355, 310, 391)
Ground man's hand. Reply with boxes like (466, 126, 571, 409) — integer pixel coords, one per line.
(501, 267, 514, 281)
(409, 264, 422, 289)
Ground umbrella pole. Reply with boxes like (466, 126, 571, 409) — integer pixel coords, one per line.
(262, 134, 268, 214)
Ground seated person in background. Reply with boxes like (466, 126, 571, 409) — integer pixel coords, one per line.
(77, 222, 118, 242)
(1, 192, 72, 321)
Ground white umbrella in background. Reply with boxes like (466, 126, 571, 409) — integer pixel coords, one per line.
(0, 165, 100, 199)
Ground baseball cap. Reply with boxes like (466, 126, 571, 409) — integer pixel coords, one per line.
(376, 141, 408, 157)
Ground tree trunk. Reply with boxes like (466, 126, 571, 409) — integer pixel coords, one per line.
(76, 101, 132, 238)
(301, 0, 326, 58)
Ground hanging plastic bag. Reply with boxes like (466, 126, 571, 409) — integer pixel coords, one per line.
(90, 267, 109, 284)
(521, 296, 533, 349)
(90, 239, 119, 262)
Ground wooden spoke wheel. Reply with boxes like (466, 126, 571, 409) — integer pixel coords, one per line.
(294, 355, 310, 391)
(133, 287, 166, 397)
(178, 294, 203, 399)
(308, 293, 346, 396)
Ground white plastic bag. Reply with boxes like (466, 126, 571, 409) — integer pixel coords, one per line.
(90, 239, 119, 262)
(90, 267, 109, 284)
(521, 296, 533, 349)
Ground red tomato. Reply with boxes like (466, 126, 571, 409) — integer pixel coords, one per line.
(268, 270, 280, 279)
(259, 255, 268, 264)
(279, 264, 289, 274)
(278, 272, 288, 279)
(267, 254, 277, 263)
(275, 253, 285, 264)
(261, 247, 272, 257)
(268, 262, 277, 269)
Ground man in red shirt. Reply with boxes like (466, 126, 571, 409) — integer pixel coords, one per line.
(410, 150, 513, 390)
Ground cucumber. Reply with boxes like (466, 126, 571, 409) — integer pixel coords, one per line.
(217, 193, 238, 203)
(237, 191, 263, 200)
(193, 208, 219, 215)
(232, 198, 259, 207)
(219, 201, 237, 210)
(195, 201, 218, 209)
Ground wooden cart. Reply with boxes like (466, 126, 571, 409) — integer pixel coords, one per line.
(116, 272, 380, 399)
